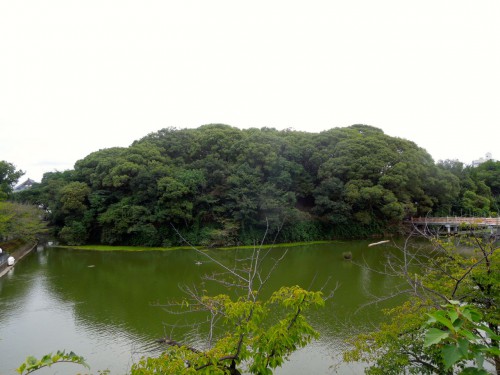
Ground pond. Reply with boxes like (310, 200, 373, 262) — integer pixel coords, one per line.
(0, 241, 412, 374)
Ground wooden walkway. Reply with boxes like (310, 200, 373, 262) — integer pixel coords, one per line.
(411, 217, 500, 226)
(409, 217, 500, 234)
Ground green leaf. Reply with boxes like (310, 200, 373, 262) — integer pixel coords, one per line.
(462, 308, 473, 322)
(40, 354, 52, 365)
(424, 328, 449, 347)
(457, 328, 477, 342)
(26, 356, 37, 366)
(478, 324, 500, 341)
(16, 363, 26, 374)
(484, 346, 500, 356)
(448, 309, 459, 324)
(442, 344, 465, 369)
(428, 311, 455, 331)
(474, 350, 485, 370)
(460, 367, 489, 375)
(457, 338, 469, 357)
(16, 351, 89, 375)
(467, 308, 482, 323)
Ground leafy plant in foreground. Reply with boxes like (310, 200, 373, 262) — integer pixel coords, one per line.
(17, 350, 89, 374)
(131, 286, 324, 374)
(131, 226, 330, 374)
(423, 302, 500, 374)
(344, 229, 500, 374)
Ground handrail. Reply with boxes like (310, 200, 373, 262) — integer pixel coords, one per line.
(410, 217, 500, 226)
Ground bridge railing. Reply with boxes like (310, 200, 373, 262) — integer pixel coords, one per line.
(410, 217, 500, 226)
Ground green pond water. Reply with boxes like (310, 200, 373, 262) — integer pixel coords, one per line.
(0, 241, 412, 374)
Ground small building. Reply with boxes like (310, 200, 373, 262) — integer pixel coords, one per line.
(472, 153, 494, 167)
(13, 178, 36, 192)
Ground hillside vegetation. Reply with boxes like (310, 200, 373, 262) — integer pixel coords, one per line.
(13, 124, 500, 246)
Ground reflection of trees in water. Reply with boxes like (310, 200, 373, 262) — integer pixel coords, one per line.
(5, 244, 424, 360)
(1, 242, 436, 374)
(42, 248, 207, 340)
(0, 249, 47, 321)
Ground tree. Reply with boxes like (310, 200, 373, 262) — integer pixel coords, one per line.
(0, 160, 24, 200)
(130, 228, 330, 374)
(16, 226, 330, 374)
(475, 161, 500, 197)
(131, 285, 325, 375)
(21, 124, 476, 246)
(423, 301, 500, 374)
(0, 201, 47, 242)
(461, 190, 492, 217)
(437, 159, 499, 217)
(344, 228, 500, 374)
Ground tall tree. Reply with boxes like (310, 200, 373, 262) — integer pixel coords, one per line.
(0, 160, 24, 200)
(0, 201, 47, 242)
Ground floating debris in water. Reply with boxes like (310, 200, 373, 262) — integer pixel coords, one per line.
(342, 251, 352, 260)
(368, 240, 390, 247)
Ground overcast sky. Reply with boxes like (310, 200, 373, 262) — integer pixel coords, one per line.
(1, 0, 499, 183)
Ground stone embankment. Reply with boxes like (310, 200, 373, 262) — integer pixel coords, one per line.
(0, 241, 37, 278)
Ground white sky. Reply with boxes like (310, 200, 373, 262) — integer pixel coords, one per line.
(1, 0, 499, 182)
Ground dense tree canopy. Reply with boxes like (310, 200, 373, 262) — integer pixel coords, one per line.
(0, 201, 47, 242)
(13, 124, 500, 246)
(0, 160, 24, 200)
(0, 161, 47, 243)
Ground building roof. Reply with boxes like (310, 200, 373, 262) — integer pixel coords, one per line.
(13, 178, 36, 192)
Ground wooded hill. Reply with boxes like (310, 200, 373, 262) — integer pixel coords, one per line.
(14, 124, 500, 246)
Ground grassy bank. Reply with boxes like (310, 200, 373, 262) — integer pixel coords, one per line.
(59, 240, 339, 252)
(0, 238, 30, 253)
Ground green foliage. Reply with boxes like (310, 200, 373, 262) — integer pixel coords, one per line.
(344, 300, 439, 375)
(130, 286, 324, 375)
(58, 221, 89, 245)
(17, 126, 500, 247)
(59, 182, 91, 215)
(16, 350, 89, 374)
(344, 232, 500, 374)
(0, 201, 47, 242)
(423, 302, 500, 373)
(475, 160, 500, 197)
(461, 190, 491, 216)
(0, 160, 24, 200)
(279, 218, 322, 243)
(437, 159, 500, 216)
(16, 235, 329, 374)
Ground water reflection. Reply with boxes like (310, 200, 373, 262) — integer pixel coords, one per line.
(0, 241, 415, 374)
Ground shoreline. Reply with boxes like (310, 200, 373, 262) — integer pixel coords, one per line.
(0, 242, 37, 278)
(58, 240, 340, 252)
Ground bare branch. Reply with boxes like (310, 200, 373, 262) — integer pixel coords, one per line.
(171, 224, 249, 285)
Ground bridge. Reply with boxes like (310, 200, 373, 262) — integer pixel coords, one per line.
(410, 217, 500, 234)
